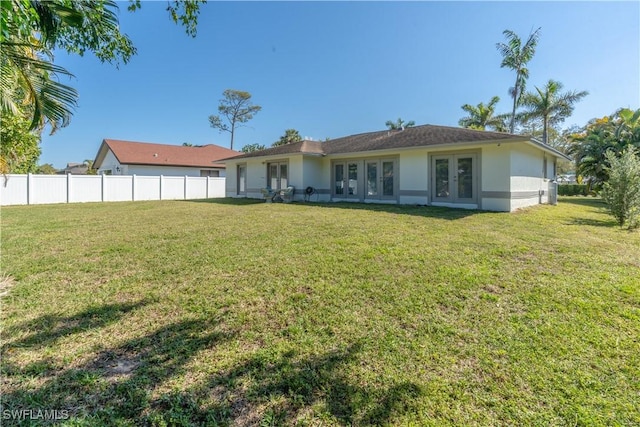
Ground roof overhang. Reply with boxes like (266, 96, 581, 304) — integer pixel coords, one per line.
(527, 138, 572, 161)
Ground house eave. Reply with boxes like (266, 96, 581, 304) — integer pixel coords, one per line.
(527, 138, 572, 161)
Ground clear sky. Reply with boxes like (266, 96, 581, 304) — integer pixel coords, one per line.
(39, 1, 640, 168)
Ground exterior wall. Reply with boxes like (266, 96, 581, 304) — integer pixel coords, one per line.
(398, 150, 429, 205)
(97, 148, 225, 177)
(509, 144, 548, 210)
(480, 144, 511, 212)
(97, 150, 121, 174)
(223, 141, 560, 212)
(127, 165, 225, 177)
(302, 156, 331, 202)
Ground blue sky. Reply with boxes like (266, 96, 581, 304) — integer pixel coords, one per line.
(40, 1, 640, 168)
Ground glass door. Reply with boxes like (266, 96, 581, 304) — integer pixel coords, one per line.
(381, 160, 395, 199)
(333, 162, 359, 198)
(433, 156, 452, 202)
(237, 164, 246, 195)
(366, 161, 378, 198)
(455, 155, 474, 202)
(364, 159, 396, 200)
(432, 154, 476, 203)
(267, 162, 288, 190)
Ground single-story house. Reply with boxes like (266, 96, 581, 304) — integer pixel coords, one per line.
(221, 124, 570, 212)
(93, 139, 240, 177)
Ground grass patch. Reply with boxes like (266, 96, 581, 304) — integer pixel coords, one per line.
(1, 197, 638, 425)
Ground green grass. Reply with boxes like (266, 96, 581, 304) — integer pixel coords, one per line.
(1, 197, 638, 426)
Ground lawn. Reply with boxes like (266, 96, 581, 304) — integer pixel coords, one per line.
(1, 197, 638, 426)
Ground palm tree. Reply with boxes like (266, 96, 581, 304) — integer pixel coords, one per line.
(1, 39, 78, 132)
(496, 27, 541, 133)
(518, 79, 588, 145)
(458, 96, 508, 131)
(385, 118, 415, 130)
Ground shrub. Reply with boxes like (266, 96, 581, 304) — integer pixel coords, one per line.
(600, 147, 640, 228)
(558, 184, 589, 196)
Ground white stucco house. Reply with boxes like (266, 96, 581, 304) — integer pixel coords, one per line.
(93, 139, 240, 177)
(221, 124, 570, 212)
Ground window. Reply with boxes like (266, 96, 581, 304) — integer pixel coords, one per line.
(200, 170, 220, 177)
(267, 161, 288, 190)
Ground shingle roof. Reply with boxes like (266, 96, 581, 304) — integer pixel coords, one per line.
(226, 124, 528, 160)
(94, 139, 241, 169)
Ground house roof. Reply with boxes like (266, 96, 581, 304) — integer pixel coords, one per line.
(94, 139, 241, 169)
(224, 124, 536, 161)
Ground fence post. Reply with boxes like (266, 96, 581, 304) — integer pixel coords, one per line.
(66, 173, 71, 203)
(206, 176, 210, 198)
(27, 173, 32, 205)
(132, 174, 136, 201)
(184, 175, 188, 200)
(159, 175, 163, 200)
(101, 173, 105, 202)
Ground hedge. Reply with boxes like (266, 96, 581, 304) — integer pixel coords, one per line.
(558, 184, 589, 196)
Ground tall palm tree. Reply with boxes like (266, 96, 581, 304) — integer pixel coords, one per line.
(458, 96, 508, 131)
(518, 79, 588, 145)
(496, 27, 541, 133)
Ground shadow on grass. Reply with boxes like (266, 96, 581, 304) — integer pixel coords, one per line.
(559, 197, 618, 228)
(2, 316, 235, 425)
(146, 342, 424, 426)
(3, 300, 149, 349)
(189, 197, 489, 220)
(3, 329, 423, 425)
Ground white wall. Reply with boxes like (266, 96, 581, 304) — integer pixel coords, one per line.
(510, 144, 547, 210)
(481, 145, 510, 192)
(1, 174, 225, 206)
(399, 150, 429, 205)
(128, 164, 225, 177)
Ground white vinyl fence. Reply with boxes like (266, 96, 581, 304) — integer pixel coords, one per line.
(0, 174, 225, 206)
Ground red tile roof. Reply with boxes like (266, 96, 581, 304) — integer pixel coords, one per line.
(95, 139, 240, 169)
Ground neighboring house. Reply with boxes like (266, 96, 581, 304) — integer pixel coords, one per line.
(58, 162, 89, 175)
(221, 124, 570, 212)
(93, 139, 240, 177)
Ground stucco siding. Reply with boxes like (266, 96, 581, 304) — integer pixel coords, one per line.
(509, 144, 548, 210)
(97, 150, 121, 174)
(399, 150, 429, 204)
(481, 145, 510, 192)
(126, 165, 224, 177)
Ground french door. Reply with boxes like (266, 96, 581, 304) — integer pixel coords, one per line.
(333, 158, 397, 201)
(333, 161, 359, 198)
(432, 154, 477, 204)
(365, 159, 396, 200)
(267, 162, 288, 190)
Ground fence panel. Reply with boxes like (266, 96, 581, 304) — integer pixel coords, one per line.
(162, 176, 186, 200)
(30, 175, 67, 204)
(134, 176, 160, 201)
(0, 174, 226, 206)
(0, 175, 28, 205)
(104, 176, 133, 202)
(186, 177, 207, 199)
(70, 175, 103, 203)
(208, 177, 225, 198)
